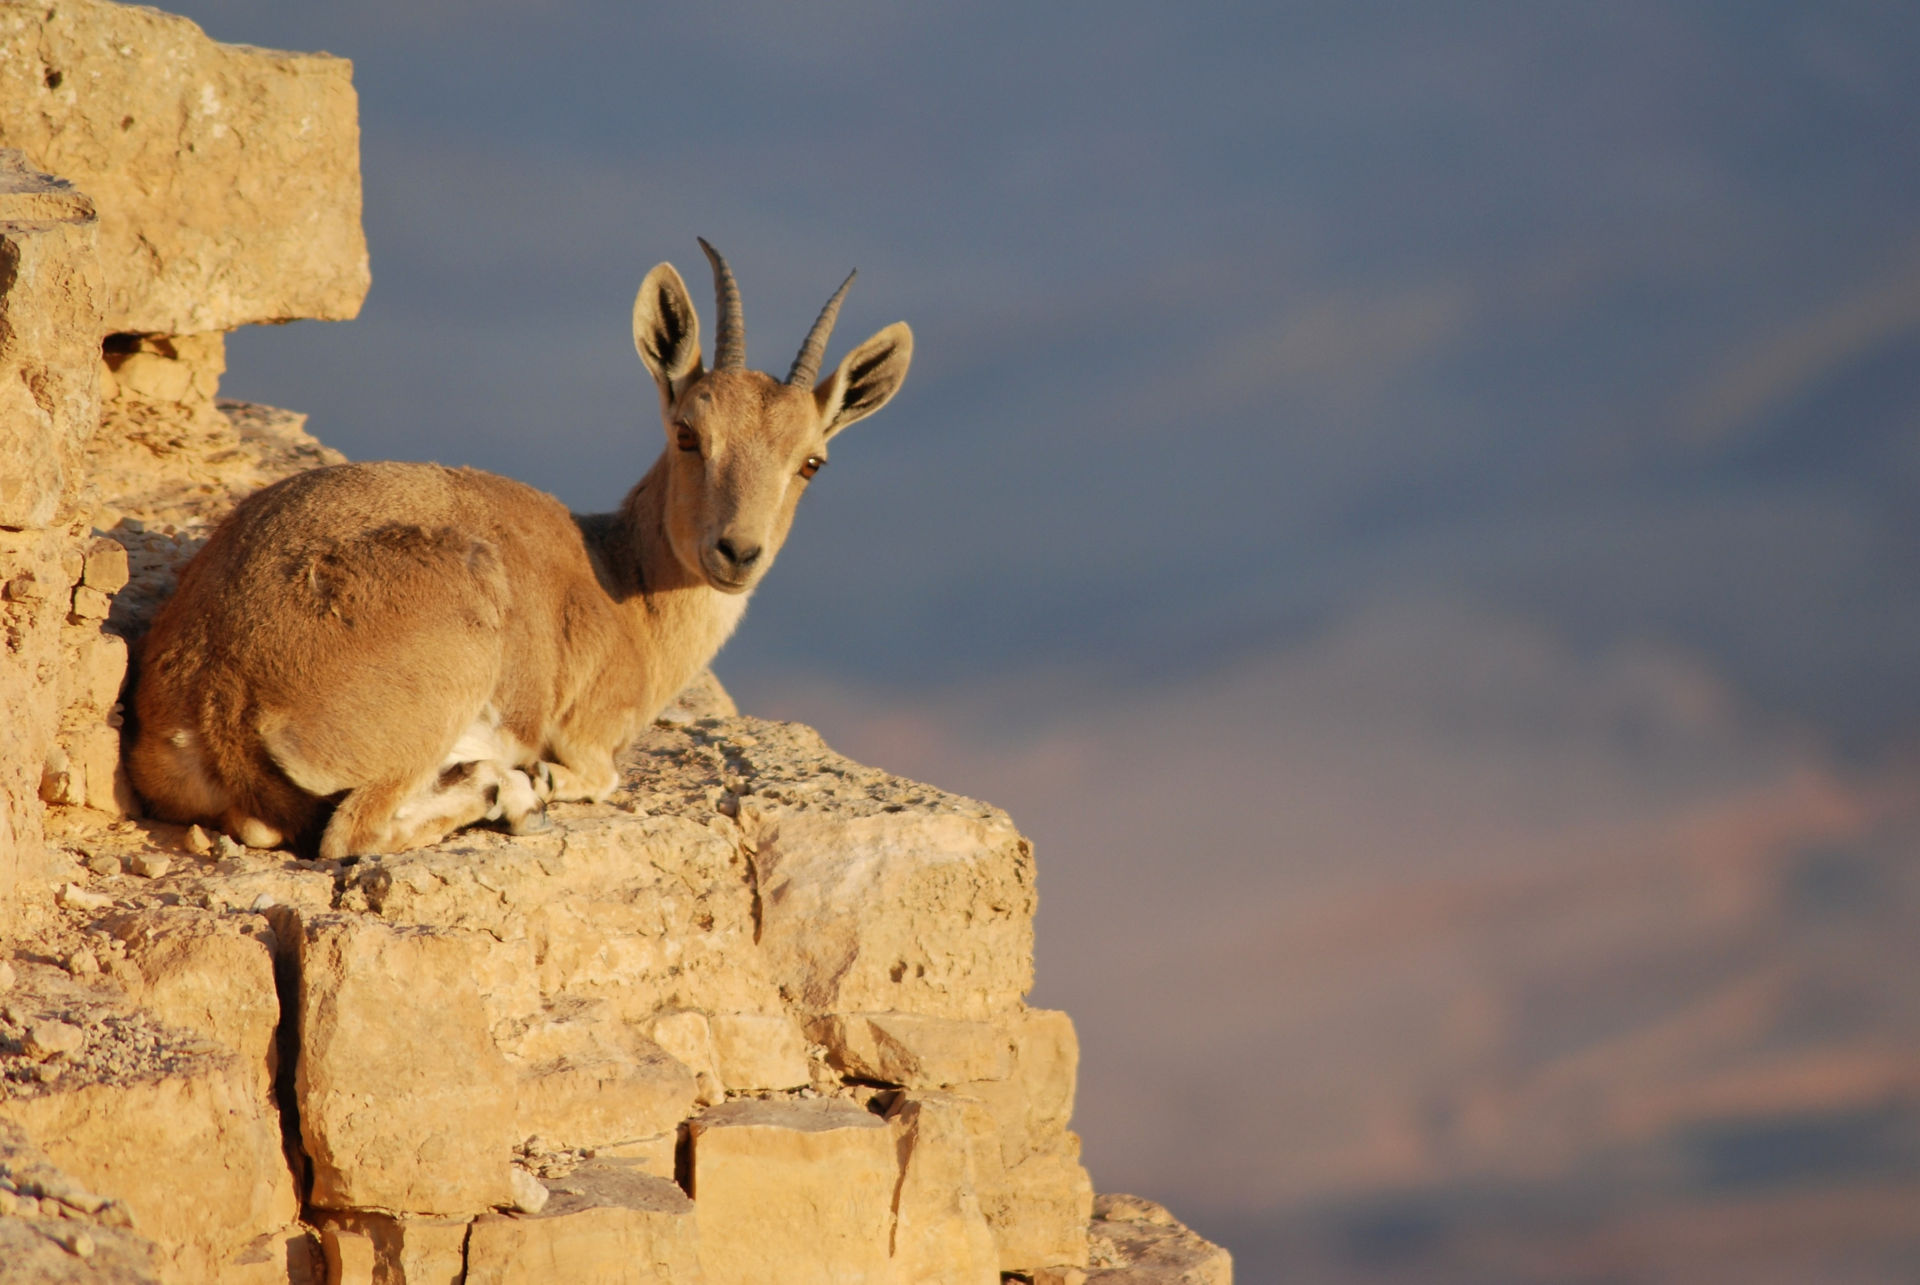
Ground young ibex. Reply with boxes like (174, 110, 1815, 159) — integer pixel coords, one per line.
(129, 240, 912, 860)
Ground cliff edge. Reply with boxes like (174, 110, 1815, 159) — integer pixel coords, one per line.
(0, 4, 1231, 1282)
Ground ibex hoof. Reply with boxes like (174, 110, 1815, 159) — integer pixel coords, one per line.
(509, 807, 552, 836)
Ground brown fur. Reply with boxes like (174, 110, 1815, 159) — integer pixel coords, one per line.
(129, 251, 913, 860)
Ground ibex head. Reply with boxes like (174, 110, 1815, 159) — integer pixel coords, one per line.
(632, 238, 914, 594)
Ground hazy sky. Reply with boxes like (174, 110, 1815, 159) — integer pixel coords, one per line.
(159, 4, 1920, 1278)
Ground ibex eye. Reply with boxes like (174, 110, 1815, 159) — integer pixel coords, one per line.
(675, 423, 699, 453)
(799, 456, 824, 479)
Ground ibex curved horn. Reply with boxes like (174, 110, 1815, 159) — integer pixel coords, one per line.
(787, 269, 857, 387)
(698, 237, 745, 371)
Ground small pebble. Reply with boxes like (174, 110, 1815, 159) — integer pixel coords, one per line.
(26, 1019, 85, 1060)
(0, 960, 15, 991)
(40, 1197, 63, 1219)
(85, 853, 120, 877)
(64, 949, 100, 978)
(56, 882, 111, 911)
(129, 853, 170, 879)
(508, 1165, 549, 1215)
(0, 1190, 18, 1216)
(182, 825, 213, 855)
(212, 834, 243, 859)
(62, 1230, 95, 1259)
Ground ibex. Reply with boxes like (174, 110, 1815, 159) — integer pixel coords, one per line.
(129, 240, 912, 860)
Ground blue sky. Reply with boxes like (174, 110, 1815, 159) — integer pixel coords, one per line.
(162, 3, 1920, 1277)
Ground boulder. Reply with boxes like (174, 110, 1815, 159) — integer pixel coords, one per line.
(687, 1098, 895, 1285)
(1085, 1195, 1234, 1285)
(0, 0, 368, 333)
(294, 916, 516, 1215)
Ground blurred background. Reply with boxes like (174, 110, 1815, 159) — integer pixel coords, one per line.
(165, 4, 1920, 1280)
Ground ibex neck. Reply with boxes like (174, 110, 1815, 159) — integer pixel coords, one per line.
(590, 453, 701, 600)
(575, 453, 749, 706)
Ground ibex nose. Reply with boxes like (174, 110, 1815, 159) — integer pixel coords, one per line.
(714, 538, 762, 571)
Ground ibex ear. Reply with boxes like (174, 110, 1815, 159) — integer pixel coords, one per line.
(633, 263, 702, 401)
(815, 322, 913, 436)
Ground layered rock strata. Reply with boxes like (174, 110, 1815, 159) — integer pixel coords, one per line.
(0, 3, 1231, 1281)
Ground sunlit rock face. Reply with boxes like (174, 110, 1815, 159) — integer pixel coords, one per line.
(0, 4, 1228, 1282)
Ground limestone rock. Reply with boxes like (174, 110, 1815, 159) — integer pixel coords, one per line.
(619, 717, 1035, 1021)
(512, 1032, 698, 1156)
(1086, 1195, 1234, 1284)
(590, 1132, 678, 1181)
(295, 915, 516, 1215)
(656, 669, 737, 724)
(987, 1138, 1095, 1272)
(318, 1227, 376, 1285)
(707, 1012, 809, 1092)
(318, 1213, 468, 1285)
(343, 813, 777, 1022)
(0, 149, 102, 939)
(0, 150, 100, 530)
(0, 1042, 299, 1284)
(960, 1008, 1080, 1167)
(0, 1120, 160, 1285)
(104, 910, 280, 1095)
(811, 1012, 1012, 1088)
(740, 800, 1035, 1019)
(688, 1098, 895, 1285)
(0, 0, 368, 333)
(888, 1094, 999, 1285)
(465, 1162, 702, 1285)
(648, 1011, 724, 1105)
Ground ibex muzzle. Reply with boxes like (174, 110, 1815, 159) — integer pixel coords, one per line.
(129, 240, 913, 860)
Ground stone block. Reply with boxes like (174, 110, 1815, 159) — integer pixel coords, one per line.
(344, 814, 778, 1024)
(319, 1213, 468, 1285)
(960, 1008, 1079, 1167)
(465, 1162, 702, 1285)
(621, 719, 1036, 1022)
(512, 1036, 697, 1155)
(295, 915, 515, 1215)
(812, 1012, 1012, 1088)
(738, 802, 1035, 1021)
(648, 1011, 723, 1105)
(105, 910, 280, 1096)
(987, 1139, 1094, 1273)
(81, 537, 129, 594)
(60, 626, 127, 712)
(319, 1227, 377, 1285)
(707, 1013, 809, 1092)
(888, 1094, 999, 1285)
(0, 0, 368, 333)
(0, 1049, 299, 1284)
(688, 1098, 894, 1285)
(57, 722, 135, 817)
(0, 150, 100, 530)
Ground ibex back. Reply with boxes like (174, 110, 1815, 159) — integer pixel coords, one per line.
(130, 240, 912, 860)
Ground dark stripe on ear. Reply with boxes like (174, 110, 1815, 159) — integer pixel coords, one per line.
(646, 284, 689, 366)
(846, 344, 894, 388)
